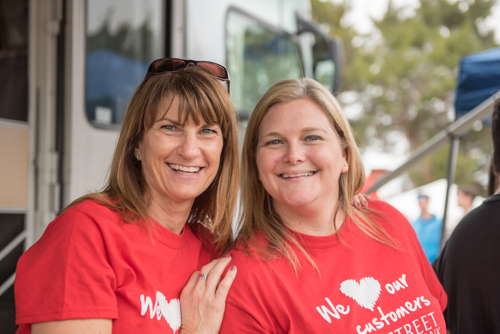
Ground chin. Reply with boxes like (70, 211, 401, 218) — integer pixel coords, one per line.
(280, 196, 315, 208)
(170, 190, 205, 203)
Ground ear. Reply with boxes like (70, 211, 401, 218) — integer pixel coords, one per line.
(341, 151, 348, 173)
(134, 142, 142, 161)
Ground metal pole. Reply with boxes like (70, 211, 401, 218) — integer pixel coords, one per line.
(440, 135, 460, 250)
(366, 91, 499, 195)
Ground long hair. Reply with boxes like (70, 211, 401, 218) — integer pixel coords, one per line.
(68, 66, 239, 254)
(238, 78, 396, 271)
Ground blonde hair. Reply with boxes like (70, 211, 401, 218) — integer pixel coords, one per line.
(68, 66, 239, 254)
(238, 78, 396, 271)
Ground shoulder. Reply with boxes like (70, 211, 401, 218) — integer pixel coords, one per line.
(227, 236, 279, 285)
(57, 199, 125, 230)
(228, 239, 269, 267)
(24, 200, 124, 256)
(364, 199, 413, 231)
(63, 199, 120, 220)
(367, 199, 406, 219)
(446, 199, 497, 246)
(356, 199, 424, 250)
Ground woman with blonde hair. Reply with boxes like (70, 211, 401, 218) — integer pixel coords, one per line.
(15, 59, 238, 334)
(220, 78, 447, 333)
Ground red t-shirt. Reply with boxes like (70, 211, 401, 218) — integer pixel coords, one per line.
(15, 200, 211, 334)
(220, 201, 447, 334)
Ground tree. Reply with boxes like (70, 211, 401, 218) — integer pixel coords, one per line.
(312, 0, 498, 191)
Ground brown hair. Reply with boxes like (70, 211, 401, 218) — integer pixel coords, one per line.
(68, 66, 239, 254)
(238, 78, 396, 271)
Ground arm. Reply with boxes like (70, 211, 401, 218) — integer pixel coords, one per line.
(32, 319, 112, 334)
(15, 205, 118, 327)
(179, 255, 237, 334)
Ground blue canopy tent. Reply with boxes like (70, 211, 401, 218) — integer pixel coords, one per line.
(455, 47, 500, 119)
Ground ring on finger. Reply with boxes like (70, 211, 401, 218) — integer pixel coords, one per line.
(198, 273, 208, 281)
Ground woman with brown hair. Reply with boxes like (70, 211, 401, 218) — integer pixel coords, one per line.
(220, 78, 447, 333)
(15, 59, 239, 334)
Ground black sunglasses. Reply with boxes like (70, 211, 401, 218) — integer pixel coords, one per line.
(147, 57, 230, 93)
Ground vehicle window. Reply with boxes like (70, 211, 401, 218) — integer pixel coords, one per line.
(226, 9, 303, 119)
(85, 0, 166, 127)
(312, 37, 335, 93)
(0, 0, 28, 122)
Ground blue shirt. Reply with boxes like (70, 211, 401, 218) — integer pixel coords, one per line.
(411, 215, 442, 263)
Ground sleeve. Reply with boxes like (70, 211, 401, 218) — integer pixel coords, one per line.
(15, 206, 119, 324)
(397, 211, 448, 312)
(220, 302, 271, 334)
(375, 201, 448, 312)
(417, 248, 448, 312)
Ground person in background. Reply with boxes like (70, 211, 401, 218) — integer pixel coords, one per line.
(456, 184, 478, 216)
(434, 99, 500, 333)
(441, 184, 479, 242)
(411, 194, 442, 263)
(15, 59, 239, 334)
(219, 78, 447, 333)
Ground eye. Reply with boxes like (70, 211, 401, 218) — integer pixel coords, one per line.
(200, 128, 217, 135)
(161, 124, 176, 131)
(305, 135, 322, 141)
(265, 139, 282, 146)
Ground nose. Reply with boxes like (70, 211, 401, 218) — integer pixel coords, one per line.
(177, 132, 201, 160)
(284, 142, 304, 165)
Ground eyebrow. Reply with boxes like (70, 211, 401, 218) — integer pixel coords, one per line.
(260, 127, 328, 138)
(156, 116, 181, 125)
(156, 116, 221, 128)
(302, 127, 329, 134)
(260, 131, 281, 139)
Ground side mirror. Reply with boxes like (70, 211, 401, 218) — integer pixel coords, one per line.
(296, 14, 344, 95)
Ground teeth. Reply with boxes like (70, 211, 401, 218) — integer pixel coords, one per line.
(281, 172, 314, 179)
(168, 164, 201, 173)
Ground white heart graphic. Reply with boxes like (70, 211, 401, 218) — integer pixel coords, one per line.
(157, 292, 182, 333)
(340, 277, 381, 311)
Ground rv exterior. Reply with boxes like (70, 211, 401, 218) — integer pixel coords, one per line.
(0, 0, 342, 329)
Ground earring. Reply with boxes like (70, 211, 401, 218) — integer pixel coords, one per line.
(344, 163, 347, 167)
(136, 154, 141, 161)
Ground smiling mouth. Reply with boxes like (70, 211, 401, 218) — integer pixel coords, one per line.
(279, 171, 317, 179)
(168, 164, 202, 174)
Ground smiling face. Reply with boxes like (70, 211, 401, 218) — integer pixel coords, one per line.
(136, 95, 223, 208)
(256, 98, 348, 214)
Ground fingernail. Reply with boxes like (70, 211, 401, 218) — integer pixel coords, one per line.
(364, 200, 368, 205)
(356, 201, 360, 207)
(223, 253, 231, 258)
(230, 265, 236, 271)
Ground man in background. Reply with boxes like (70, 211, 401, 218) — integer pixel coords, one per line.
(456, 184, 478, 216)
(411, 194, 442, 263)
(434, 99, 500, 333)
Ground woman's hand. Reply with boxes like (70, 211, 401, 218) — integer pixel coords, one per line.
(179, 255, 237, 334)
(350, 193, 370, 208)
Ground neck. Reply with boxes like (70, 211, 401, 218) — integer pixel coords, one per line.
(147, 196, 193, 234)
(421, 211, 432, 220)
(274, 200, 345, 236)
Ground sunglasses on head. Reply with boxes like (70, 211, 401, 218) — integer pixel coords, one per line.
(147, 57, 230, 93)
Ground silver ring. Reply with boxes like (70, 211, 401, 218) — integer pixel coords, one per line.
(198, 273, 208, 281)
